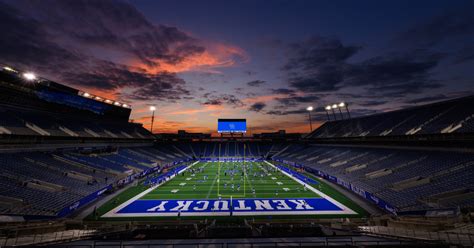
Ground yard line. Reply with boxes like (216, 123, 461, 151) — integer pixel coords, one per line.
(206, 170, 219, 199)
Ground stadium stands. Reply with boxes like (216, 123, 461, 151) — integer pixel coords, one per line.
(307, 96, 474, 139)
(274, 144, 474, 211)
(0, 147, 189, 216)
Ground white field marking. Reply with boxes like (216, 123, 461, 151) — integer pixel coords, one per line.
(103, 161, 357, 218)
(206, 173, 219, 199)
(276, 182, 283, 185)
(264, 160, 357, 215)
(271, 177, 277, 180)
(102, 161, 200, 218)
(102, 208, 354, 218)
(283, 188, 290, 191)
(186, 178, 192, 181)
(171, 189, 179, 193)
(179, 183, 186, 186)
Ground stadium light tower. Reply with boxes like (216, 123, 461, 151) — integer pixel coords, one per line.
(306, 106, 314, 132)
(150, 106, 156, 133)
(337, 102, 345, 119)
(325, 105, 331, 121)
(340, 102, 351, 119)
(331, 104, 338, 120)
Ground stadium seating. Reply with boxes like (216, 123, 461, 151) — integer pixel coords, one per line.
(274, 144, 474, 211)
(307, 96, 474, 139)
(0, 146, 190, 216)
(0, 105, 153, 139)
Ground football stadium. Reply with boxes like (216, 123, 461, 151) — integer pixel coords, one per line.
(0, 0, 474, 247)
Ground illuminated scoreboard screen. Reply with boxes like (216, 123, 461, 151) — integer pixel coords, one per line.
(217, 119, 247, 133)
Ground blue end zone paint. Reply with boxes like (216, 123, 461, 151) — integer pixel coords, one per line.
(116, 198, 341, 215)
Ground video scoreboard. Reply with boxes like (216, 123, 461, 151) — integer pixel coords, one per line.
(217, 119, 246, 133)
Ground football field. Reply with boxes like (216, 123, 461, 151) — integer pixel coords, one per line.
(101, 160, 362, 218)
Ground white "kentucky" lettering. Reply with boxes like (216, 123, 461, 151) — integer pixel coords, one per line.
(193, 201, 209, 211)
(170, 201, 193, 211)
(146, 201, 169, 212)
(288, 199, 314, 210)
(144, 199, 318, 213)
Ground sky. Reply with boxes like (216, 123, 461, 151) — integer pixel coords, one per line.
(0, 0, 473, 135)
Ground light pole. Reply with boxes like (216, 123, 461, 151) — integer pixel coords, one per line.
(337, 102, 345, 119)
(339, 102, 351, 119)
(325, 105, 331, 121)
(150, 106, 156, 133)
(306, 106, 314, 132)
(331, 104, 338, 120)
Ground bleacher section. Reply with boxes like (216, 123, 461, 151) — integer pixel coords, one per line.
(0, 105, 153, 139)
(0, 146, 188, 216)
(274, 144, 474, 211)
(169, 142, 272, 158)
(308, 96, 474, 139)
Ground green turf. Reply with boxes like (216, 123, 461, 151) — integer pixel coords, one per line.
(87, 160, 368, 221)
(142, 161, 318, 200)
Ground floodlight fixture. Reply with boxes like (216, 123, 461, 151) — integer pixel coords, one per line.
(3, 66, 15, 72)
(23, 72, 37, 81)
(83, 92, 90, 97)
(325, 105, 331, 111)
(150, 106, 156, 133)
(338, 102, 345, 107)
(306, 106, 314, 111)
(332, 104, 338, 109)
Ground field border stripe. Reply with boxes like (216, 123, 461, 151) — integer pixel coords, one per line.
(102, 161, 199, 218)
(264, 160, 357, 215)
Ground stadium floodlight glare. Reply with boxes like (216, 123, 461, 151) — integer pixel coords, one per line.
(114, 101, 121, 106)
(306, 106, 314, 111)
(3, 66, 15, 72)
(95, 96, 102, 101)
(122, 104, 129, 108)
(105, 99, 112, 104)
(339, 102, 345, 107)
(332, 104, 338, 109)
(83, 92, 90, 97)
(325, 105, 331, 111)
(23, 72, 37, 81)
(150, 106, 156, 111)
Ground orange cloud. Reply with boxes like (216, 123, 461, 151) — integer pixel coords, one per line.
(132, 42, 248, 74)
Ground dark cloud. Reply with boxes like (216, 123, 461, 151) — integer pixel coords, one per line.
(246, 80, 266, 87)
(357, 100, 388, 107)
(272, 88, 296, 95)
(0, 0, 203, 102)
(452, 46, 474, 64)
(248, 102, 266, 112)
(283, 36, 359, 93)
(275, 95, 320, 107)
(284, 36, 361, 71)
(202, 93, 244, 107)
(282, 35, 444, 98)
(398, 9, 474, 48)
(404, 94, 450, 104)
(345, 51, 443, 95)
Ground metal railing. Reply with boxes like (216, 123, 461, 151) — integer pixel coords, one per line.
(359, 225, 474, 247)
